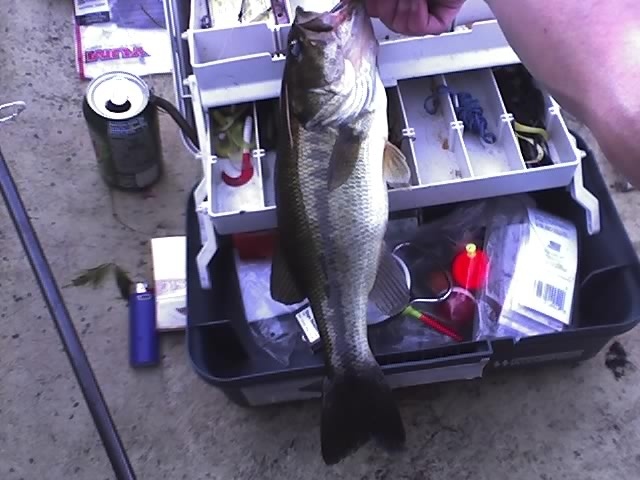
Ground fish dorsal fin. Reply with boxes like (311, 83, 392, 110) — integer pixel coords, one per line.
(383, 141, 411, 188)
(270, 243, 306, 305)
(368, 245, 411, 317)
(328, 126, 361, 192)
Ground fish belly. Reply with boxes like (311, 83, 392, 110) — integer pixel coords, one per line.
(295, 124, 387, 371)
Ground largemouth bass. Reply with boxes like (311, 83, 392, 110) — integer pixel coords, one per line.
(270, 0, 413, 464)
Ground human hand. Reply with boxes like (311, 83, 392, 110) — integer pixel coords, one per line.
(364, 0, 466, 36)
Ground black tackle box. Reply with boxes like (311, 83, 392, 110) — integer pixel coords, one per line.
(184, 133, 640, 408)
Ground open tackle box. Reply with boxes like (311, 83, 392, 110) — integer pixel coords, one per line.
(163, 0, 640, 406)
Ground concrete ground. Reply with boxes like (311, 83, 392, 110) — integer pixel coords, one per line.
(1, 1, 640, 479)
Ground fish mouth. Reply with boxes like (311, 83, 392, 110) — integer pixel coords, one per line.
(294, 1, 359, 33)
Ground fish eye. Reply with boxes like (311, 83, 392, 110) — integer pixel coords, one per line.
(289, 39, 302, 58)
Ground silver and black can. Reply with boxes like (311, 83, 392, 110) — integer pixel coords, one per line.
(83, 71, 163, 191)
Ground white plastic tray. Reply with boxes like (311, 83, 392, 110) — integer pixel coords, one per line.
(187, 67, 581, 235)
(182, 0, 520, 109)
(161, 0, 600, 289)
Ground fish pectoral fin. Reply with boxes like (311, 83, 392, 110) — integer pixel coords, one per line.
(270, 245, 305, 305)
(383, 141, 412, 188)
(328, 127, 361, 192)
(369, 248, 411, 317)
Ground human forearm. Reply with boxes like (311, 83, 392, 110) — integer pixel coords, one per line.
(486, 0, 640, 184)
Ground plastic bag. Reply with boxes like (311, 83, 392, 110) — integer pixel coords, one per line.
(391, 193, 579, 342)
(382, 195, 535, 341)
(476, 202, 579, 340)
(234, 250, 308, 322)
(249, 315, 303, 367)
(241, 193, 579, 363)
(369, 314, 455, 355)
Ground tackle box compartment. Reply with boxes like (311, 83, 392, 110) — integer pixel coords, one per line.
(162, 0, 640, 405)
(182, 0, 504, 109)
(184, 133, 640, 407)
(164, 0, 587, 244)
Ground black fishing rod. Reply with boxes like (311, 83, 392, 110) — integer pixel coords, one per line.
(0, 147, 136, 480)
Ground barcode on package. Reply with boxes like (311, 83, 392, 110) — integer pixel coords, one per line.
(296, 306, 320, 345)
(534, 280, 567, 312)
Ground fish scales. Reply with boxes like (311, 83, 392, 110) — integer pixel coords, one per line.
(298, 115, 388, 371)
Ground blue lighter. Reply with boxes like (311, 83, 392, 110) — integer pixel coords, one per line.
(129, 282, 159, 368)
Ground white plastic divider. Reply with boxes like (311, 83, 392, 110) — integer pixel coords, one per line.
(376, 66, 584, 215)
(376, 22, 519, 88)
(490, 67, 583, 174)
(188, 72, 218, 288)
(187, 74, 212, 205)
(191, 23, 278, 65)
(190, 70, 277, 234)
(187, 0, 283, 64)
(187, 15, 520, 109)
(444, 69, 526, 177)
(254, 100, 278, 208)
(194, 177, 216, 290)
(209, 102, 266, 216)
(536, 79, 582, 168)
(187, 25, 283, 108)
(386, 87, 420, 187)
(395, 75, 474, 186)
(184, 0, 290, 108)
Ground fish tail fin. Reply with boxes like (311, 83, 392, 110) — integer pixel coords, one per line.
(320, 362, 405, 465)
